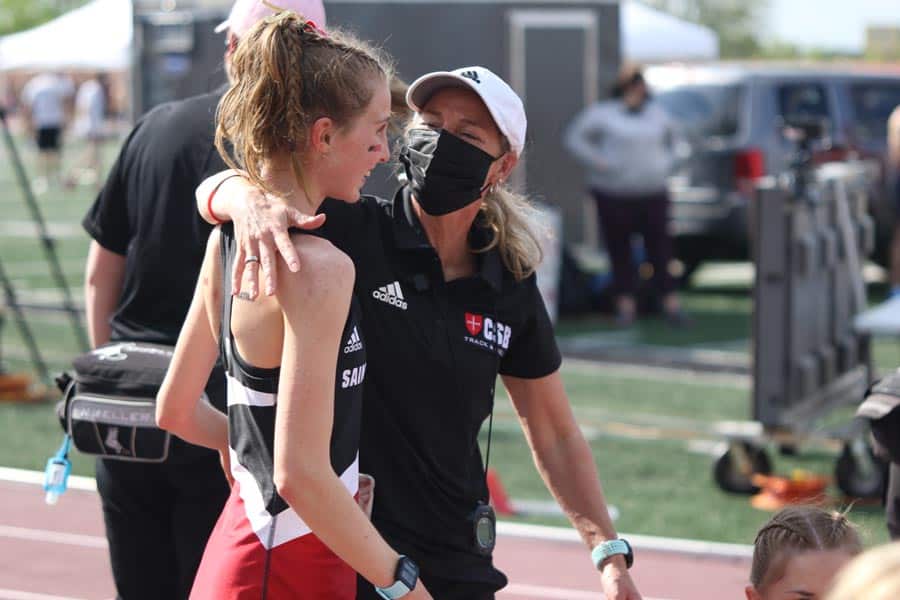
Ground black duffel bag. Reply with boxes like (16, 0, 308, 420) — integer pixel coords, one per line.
(56, 341, 191, 462)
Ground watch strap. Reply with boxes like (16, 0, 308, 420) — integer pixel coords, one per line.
(375, 580, 411, 599)
(375, 555, 418, 599)
(591, 539, 632, 570)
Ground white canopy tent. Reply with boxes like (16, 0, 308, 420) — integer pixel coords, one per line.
(0, 0, 132, 72)
(622, 1, 719, 63)
(0, 0, 716, 73)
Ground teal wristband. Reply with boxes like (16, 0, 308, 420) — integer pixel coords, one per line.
(591, 539, 633, 570)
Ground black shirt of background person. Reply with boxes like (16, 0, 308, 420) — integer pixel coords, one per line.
(82, 90, 228, 346)
(317, 187, 562, 585)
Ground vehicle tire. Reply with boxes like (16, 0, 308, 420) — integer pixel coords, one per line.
(713, 442, 772, 494)
(835, 441, 887, 499)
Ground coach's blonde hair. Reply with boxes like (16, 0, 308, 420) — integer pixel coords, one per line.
(215, 11, 392, 195)
(475, 178, 544, 282)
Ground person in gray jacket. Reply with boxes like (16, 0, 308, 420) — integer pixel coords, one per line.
(564, 64, 685, 326)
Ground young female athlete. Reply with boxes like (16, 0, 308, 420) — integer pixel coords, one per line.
(197, 65, 641, 600)
(156, 12, 432, 599)
(747, 505, 862, 600)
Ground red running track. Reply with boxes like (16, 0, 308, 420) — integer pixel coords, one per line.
(0, 479, 750, 600)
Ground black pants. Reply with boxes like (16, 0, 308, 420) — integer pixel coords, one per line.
(888, 462, 900, 540)
(36, 126, 61, 151)
(96, 447, 229, 600)
(357, 572, 502, 600)
(593, 189, 675, 298)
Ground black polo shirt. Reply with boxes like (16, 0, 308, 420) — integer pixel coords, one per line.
(319, 187, 561, 582)
(82, 90, 227, 345)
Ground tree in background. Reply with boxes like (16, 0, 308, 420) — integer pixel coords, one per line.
(0, 0, 87, 37)
(641, 0, 768, 58)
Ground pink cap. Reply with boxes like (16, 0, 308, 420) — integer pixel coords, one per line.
(214, 0, 326, 38)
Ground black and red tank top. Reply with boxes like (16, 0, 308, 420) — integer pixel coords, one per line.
(218, 223, 365, 548)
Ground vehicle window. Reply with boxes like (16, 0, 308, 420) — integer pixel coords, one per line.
(849, 82, 900, 142)
(777, 83, 830, 120)
(655, 84, 743, 139)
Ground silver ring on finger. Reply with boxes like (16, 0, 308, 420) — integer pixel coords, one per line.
(244, 255, 260, 265)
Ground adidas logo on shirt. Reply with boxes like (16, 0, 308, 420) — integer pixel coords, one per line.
(372, 281, 408, 310)
(343, 327, 363, 354)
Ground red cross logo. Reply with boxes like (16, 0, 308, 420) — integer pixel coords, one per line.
(465, 313, 483, 336)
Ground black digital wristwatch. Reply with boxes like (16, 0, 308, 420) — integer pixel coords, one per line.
(375, 555, 419, 599)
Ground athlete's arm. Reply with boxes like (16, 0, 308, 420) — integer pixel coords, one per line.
(155, 230, 230, 475)
(273, 237, 431, 599)
(196, 171, 325, 299)
(502, 371, 642, 600)
(84, 241, 126, 347)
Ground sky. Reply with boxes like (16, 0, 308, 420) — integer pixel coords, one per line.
(765, 0, 900, 52)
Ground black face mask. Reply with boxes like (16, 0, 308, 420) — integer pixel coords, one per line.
(399, 128, 498, 216)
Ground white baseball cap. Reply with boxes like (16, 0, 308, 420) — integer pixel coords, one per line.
(406, 66, 527, 157)
(214, 0, 326, 38)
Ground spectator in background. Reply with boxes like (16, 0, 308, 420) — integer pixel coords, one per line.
(67, 73, 108, 188)
(746, 506, 862, 600)
(21, 71, 74, 192)
(80, 1, 326, 598)
(856, 372, 900, 541)
(886, 105, 900, 298)
(564, 64, 685, 327)
(824, 542, 900, 600)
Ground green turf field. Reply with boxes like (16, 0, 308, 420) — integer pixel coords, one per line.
(0, 127, 894, 547)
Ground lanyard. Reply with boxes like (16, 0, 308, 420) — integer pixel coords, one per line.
(428, 270, 500, 503)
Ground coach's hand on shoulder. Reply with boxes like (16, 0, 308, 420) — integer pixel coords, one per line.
(227, 176, 325, 300)
(600, 557, 642, 600)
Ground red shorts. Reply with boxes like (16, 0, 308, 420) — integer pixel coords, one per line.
(190, 483, 356, 599)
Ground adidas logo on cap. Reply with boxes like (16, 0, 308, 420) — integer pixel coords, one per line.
(372, 281, 408, 310)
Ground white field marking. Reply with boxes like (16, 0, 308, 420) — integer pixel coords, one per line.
(0, 221, 85, 239)
(7, 288, 85, 306)
(559, 358, 751, 390)
(0, 590, 90, 600)
(686, 439, 729, 457)
(499, 583, 674, 600)
(3, 259, 86, 275)
(0, 526, 106, 549)
(497, 522, 753, 560)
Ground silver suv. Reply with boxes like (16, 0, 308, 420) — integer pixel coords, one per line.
(646, 63, 900, 279)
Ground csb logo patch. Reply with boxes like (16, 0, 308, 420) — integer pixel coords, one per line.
(463, 313, 511, 356)
(465, 313, 483, 336)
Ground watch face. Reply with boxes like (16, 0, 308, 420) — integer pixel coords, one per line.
(397, 557, 419, 587)
(475, 515, 495, 548)
(622, 539, 634, 569)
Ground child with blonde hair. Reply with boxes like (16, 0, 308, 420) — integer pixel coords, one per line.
(747, 506, 863, 600)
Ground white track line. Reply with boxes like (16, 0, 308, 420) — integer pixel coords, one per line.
(0, 589, 89, 600)
(498, 522, 753, 560)
(0, 467, 753, 559)
(0, 526, 106, 549)
(499, 583, 673, 600)
(0, 467, 96, 491)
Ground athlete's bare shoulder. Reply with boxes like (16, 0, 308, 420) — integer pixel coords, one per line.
(277, 233, 354, 307)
